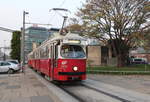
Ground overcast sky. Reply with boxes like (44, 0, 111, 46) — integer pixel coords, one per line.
(0, 0, 85, 50)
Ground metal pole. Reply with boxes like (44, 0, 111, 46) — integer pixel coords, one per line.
(60, 16, 67, 35)
(61, 16, 67, 30)
(21, 11, 28, 72)
(3, 40, 6, 61)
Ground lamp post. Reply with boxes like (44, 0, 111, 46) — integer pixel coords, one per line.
(21, 11, 29, 72)
(3, 40, 6, 61)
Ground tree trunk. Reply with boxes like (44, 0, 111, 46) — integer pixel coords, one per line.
(117, 53, 127, 67)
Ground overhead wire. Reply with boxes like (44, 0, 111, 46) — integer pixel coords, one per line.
(48, 11, 57, 27)
(59, 0, 66, 7)
(48, 0, 69, 28)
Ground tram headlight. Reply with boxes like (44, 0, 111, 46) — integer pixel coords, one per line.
(73, 66, 78, 71)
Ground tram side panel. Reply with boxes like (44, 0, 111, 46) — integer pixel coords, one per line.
(28, 60, 31, 67)
(32, 59, 36, 69)
(34, 59, 37, 70)
(36, 59, 40, 71)
(30, 60, 32, 68)
(40, 59, 50, 77)
(31, 60, 34, 68)
(29, 60, 32, 67)
(28, 59, 34, 69)
(29, 60, 32, 68)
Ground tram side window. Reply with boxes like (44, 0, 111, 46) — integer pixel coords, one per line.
(38, 51, 39, 59)
(43, 47, 47, 58)
(31, 53, 34, 59)
(39, 49, 41, 58)
(50, 46, 53, 58)
(40, 49, 44, 59)
(34, 52, 36, 59)
(46, 46, 49, 58)
(30, 54, 32, 59)
(30, 55, 32, 59)
(37, 51, 39, 59)
(40, 47, 49, 59)
(38, 50, 40, 59)
(35, 52, 38, 59)
(33, 52, 35, 59)
(55, 45, 58, 59)
(49, 47, 51, 58)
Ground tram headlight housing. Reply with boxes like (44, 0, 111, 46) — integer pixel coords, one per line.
(73, 66, 78, 71)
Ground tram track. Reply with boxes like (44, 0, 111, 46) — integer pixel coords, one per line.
(55, 82, 130, 102)
(81, 83, 130, 102)
(56, 83, 85, 102)
(31, 68, 131, 102)
(32, 67, 150, 102)
(33, 68, 130, 102)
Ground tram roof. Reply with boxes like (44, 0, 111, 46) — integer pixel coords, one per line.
(30, 32, 87, 53)
(41, 32, 86, 45)
(50, 32, 86, 41)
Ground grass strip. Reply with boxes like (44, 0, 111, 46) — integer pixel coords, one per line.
(87, 64, 150, 75)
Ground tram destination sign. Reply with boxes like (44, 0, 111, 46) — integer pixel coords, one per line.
(68, 39, 81, 44)
(63, 39, 81, 44)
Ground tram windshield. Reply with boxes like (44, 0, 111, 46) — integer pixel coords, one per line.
(61, 45, 85, 58)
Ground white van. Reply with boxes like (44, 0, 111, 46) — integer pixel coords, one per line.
(131, 58, 148, 64)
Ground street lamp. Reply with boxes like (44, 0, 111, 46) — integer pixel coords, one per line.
(21, 11, 29, 72)
(3, 40, 6, 61)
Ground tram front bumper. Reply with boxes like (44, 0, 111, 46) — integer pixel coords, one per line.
(57, 72, 86, 81)
(58, 72, 86, 75)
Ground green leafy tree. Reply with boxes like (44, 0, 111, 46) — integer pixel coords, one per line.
(10, 31, 21, 62)
(77, 0, 150, 67)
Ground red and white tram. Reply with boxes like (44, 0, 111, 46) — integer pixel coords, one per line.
(28, 33, 87, 81)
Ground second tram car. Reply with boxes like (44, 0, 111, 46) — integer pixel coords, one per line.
(28, 33, 87, 81)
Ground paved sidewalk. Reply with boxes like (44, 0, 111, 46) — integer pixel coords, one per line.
(0, 68, 54, 102)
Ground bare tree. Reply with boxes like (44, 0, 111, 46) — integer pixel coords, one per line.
(77, 0, 150, 67)
(141, 29, 150, 50)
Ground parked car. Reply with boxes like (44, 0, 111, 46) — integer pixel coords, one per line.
(7, 60, 20, 67)
(7, 60, 19, 65)
(131, 58, 148, 64)
(0, 61, 20, 73)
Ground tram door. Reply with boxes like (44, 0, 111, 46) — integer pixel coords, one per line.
(50, 43, 57, 80)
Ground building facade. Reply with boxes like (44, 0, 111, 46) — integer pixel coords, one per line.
(24, 27, 60, 61)
(24, 27, 50, 60)
(87, 45, 116, 66)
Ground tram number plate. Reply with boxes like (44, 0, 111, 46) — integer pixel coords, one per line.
(69, 77, 79, 80)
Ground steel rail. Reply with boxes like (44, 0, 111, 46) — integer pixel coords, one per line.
(55, 83, 85, 102)
(81, 83, 131, 102)
(30, 67, 130, 102)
